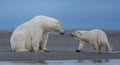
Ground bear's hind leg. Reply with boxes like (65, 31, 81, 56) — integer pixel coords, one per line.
(98, 44, 102, 53)
(15, 49, 29, 52)
(32, 42, 40, 52)
(11, 32, 29, 52)
(93, 43, 99, 53)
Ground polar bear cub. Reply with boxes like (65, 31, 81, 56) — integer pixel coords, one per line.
(71, 29, 112, 53)
(10, 15, 64, 52)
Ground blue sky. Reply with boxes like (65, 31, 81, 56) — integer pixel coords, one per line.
(0, 0, 120, 30)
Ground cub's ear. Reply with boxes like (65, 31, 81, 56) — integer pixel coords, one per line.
(78, 31, 82, 35)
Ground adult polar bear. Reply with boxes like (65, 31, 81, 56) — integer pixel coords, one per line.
(10, 15, 64, 52)
(71, 29, 112, 53)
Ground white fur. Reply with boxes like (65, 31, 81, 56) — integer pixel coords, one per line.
(10, 15, 64, 52)
(72, 29, 112, 53)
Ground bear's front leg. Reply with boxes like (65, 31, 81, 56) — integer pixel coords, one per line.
(76, 41, 85, 52)
(104, 42, 112, 53)
(39, 33, 50, 52)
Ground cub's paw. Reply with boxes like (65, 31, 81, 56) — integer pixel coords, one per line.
(76, 50, 82, 52)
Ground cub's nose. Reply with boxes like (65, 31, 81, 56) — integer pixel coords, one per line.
(60, 32, 65, 35)
(70, 33, 74, 37)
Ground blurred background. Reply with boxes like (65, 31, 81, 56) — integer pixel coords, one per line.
(0, 0, 120, 30)
(0, 1, 120, 64)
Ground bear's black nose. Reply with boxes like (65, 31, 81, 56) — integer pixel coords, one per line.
(60, 32, 65, 35)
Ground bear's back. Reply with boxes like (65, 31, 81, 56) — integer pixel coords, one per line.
(32, 15, 59, 23)
(90, 29, 108, 42)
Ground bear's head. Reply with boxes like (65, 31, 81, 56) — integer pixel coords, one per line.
(71, 30, 88, 41)
(41, 16, 65, 35)
(51, 22, 64, 35)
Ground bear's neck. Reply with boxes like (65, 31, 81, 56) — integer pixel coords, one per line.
(42, 23, 54, 32)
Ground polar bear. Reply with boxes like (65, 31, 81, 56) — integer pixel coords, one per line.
(71, 29, 112, 53)
(10, 15, 64, 52)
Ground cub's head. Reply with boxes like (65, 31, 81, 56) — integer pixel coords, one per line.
(71, 30, 87, 40)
